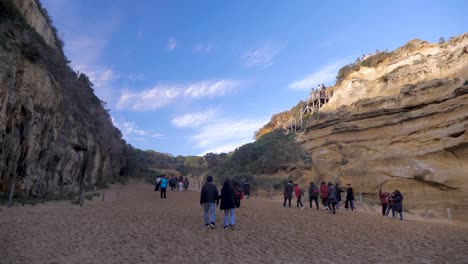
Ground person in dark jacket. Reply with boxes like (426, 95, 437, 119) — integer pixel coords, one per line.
(220, 178, 236, 230)
(393, 189, 404, 220)
(327, 182, 338, 214)
(200, 176, 219, 228)
(345, 184, 357, 211)
(385, 192, 396, 217)
(170, 175, 176, 191)
(283, 180, 294, 208)
(335, 183, 343, 210)
(308, 182, 320, 210)
(244, 181, 250, 199)
(320, 181, 329, 210)
(183, 177, 190, 190)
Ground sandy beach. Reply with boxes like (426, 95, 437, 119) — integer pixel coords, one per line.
(1, 182, 467, 264)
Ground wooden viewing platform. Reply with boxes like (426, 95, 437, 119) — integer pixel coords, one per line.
(286, 88, 333, 132)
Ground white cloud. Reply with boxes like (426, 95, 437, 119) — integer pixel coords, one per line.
(167, 37, 177, 51)
(184, 80, 237, 98)
(289, 58, 352, 90)
(171, 109, 217, 128)
(193, 43, 214, 53)
(112, 118, 164, 141)
(192, 117, 269, 155)
(117, 86, 181, 111)
(116, 80, 238, 111)
(242, 44, 282, 69)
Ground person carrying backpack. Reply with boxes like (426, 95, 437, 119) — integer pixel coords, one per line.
(308, 182, 320, 210)
(200, 176, 219, 229)
(294, 184, 305, 209)
(327, 182, 338, 214)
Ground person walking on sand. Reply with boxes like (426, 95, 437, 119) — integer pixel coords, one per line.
(178, 176, 184, 192)
(294, 184, 305, 209)
(336, 183, 343, 210)
(159, 175, 168, 199)
(320, 181, 329, 210)
(154, 176, 161, 192)
(385, 192, 396, 218)
(283, 180, 294, 208)
(393, 190, 404, 220)
(345, 184, 357, 211)
(200, 176, 219, 229)
(244, 181, 250, 199)
(170, 175, 176, 191)
(327, 182, 338, 214)
(379, 190, 389, 216)
(184, 177, 190, 191)
(308, 182, 320, 210)
(220, 178, 236, 230)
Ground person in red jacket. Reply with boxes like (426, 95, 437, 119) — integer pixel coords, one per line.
(320, 181, 329, 210)
(294, 184, 304, 209)
(379, 190, 389, 216)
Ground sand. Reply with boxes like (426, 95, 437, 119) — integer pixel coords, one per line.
(1, 182, 468, 264)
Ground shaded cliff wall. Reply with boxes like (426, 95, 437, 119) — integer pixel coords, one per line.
(0, 0, 129, 197)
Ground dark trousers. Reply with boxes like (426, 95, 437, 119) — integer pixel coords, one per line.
(309, 196, 319, 209)
(345, 199, 356, 210)
(328, 202, 337, 214)
(381, 203, 387, 216)
(321, 197, 328, 208)
(160, 188, 167, 199)
(296, 196, 304, 208)
(170, 184, 175, 191)
(154, 183, 160, 192)
(283, 197, 291, 207)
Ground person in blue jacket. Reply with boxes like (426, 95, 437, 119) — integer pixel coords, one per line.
(159, 175, 168, 199)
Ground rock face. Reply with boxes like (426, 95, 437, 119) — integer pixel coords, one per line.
(262, 34, 468, 221)
(0, 1, 128, 198)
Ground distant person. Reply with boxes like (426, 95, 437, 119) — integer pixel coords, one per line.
(178, 176, 184, 192)
(385, 192, 396, 218)
(238, 181, 245, 200)
(244, 181, 250, 199)
(184, 177, 190, 190)
(200, 176, 219, 229)
(154, 176, 161, 192)
(283, 180, 294, 208)
(320, 181, 329, 210)
(335, 183, 343, 210)
(170, 175, 176, 191)
(393, 190, 404, 220)
(308, 182, 320, 210)
(159, 175, 168, 199)
(220, 178, 236, 230)
(294, 183, 305, 209)
(327, 182, 337, 214)
(345, 184, 357, 211)
(379, 190, 389, 216)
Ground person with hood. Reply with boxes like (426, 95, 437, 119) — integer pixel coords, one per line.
(379, 190, 389, 216)
(294, 184, 305, 209)
(200, 176, 219, 229)
(327, 182, 338, 214)
(220, 178, 237, 230)
(345, 184, 357, 211)
(308, 182, 320, 210)
(159, 175, 168, 199)
(283, 180, 294, 208)
(320, 181, 329, 210)
(393, 189, 404, 220)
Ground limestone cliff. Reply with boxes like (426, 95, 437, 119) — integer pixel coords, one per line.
(0, 0, 129, 199)
(262, 34, 468, 220)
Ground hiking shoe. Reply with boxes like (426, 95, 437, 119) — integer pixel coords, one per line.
(301, 207, 305, 210)
(224, 226, 229, 229)
(205, 224, 210, 228)
(210, 223, 215, 229)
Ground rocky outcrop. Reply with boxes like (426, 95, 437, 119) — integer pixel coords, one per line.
(11, 0, 59, 51)
(0, 1, 128, 198)
(259, 34, 468, 221)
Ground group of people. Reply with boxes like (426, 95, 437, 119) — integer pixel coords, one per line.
(200, 176, 241, 230)
(379, 189, 404, 220)
(310, 84, 327, 100)
(284, 181, 358, 215)
(154, 175, 190, 199)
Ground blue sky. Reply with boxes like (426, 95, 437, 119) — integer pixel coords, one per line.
(42, 0, 467, 156)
